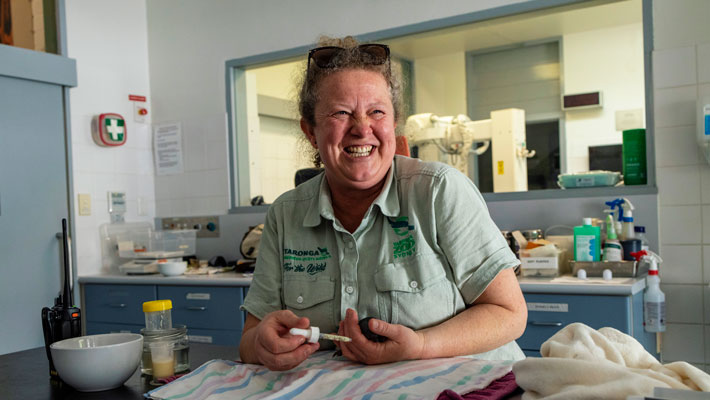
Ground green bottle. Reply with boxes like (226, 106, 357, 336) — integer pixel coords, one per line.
(622, 129, 647, 185)
(574, 218, 601, 261)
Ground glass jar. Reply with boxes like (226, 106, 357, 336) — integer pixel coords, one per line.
(140, 325, 189, 375)
(143, 299, 173, 331)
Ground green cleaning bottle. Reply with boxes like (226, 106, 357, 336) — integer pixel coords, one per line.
(574, 218, 601, 261)
(622, 129, 647, 185)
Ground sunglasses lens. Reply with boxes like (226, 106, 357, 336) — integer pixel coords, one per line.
(308, 44, 390, 68)
(359, 44, 389, 65)
(311, 47, 342, 68)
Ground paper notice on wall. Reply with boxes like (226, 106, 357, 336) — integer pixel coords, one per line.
(153, 123, 184, 175)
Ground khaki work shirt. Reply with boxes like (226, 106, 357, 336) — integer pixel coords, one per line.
(242, 156, 524, 360)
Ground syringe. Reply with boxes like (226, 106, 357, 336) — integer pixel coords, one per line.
(289, 327, 352, 343)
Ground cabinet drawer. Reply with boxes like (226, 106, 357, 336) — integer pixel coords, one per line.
(187, 328, 242, 346)
(519, 293, 631, 351)
(158, 286, 244, 331)
(86, 322, 143, 335)
(84, 284, 156, 325)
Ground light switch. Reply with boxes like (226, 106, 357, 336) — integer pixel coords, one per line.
(138, 196, 147, 216)
(78, 194, 91, 216)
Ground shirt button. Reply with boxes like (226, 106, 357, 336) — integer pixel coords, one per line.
(347, 241, 354, 249)
(296, 295, 304, 304)
(345, 286, 354, 294)
(409, 281, 418, 289)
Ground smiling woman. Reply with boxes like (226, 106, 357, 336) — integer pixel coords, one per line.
(237, 36, 528, 371)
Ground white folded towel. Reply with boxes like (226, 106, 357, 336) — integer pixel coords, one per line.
(513, 322, 710, 399)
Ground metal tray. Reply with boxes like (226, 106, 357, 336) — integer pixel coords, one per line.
(570, 260, 640, 277)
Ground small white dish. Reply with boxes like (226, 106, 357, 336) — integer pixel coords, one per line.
(158, 261, 187, 276)
(50, 333, 143, 392)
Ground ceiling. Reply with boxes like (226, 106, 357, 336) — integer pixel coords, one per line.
(384, 0, 641, 60)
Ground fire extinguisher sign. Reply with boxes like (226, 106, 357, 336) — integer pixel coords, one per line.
(92, 113, 127, 146)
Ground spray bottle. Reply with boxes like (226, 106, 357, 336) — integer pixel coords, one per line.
(604, 198, 625, 238)
(602, 213, 622, 261)
(620, 198, 636, 241)
(642, 251, 665, 333)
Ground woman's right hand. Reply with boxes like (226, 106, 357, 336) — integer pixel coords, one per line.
(240, 310, 320, 370)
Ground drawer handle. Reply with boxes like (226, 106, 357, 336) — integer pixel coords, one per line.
(187, 306, 207, 311)
(530, 321, 562, 327)
(109, 303, 127, 308)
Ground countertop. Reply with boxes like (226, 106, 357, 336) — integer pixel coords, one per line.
(78, 271, 253, 286)
(517, 275, 646, 295)
(0, 343, 239, 400)
(79, 271, 647, 295)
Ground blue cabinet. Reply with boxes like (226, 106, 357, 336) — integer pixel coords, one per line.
(84, 284, 156, 333)
(158, 286, 244, 345)
(518, 291, 655, 357)
(83, 283, 245, 346)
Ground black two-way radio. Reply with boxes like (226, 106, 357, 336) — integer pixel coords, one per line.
(41, 218, 82, 378)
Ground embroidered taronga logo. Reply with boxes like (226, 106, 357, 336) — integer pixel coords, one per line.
(387, 216, 416, 259)
(283, 247, 331, 275)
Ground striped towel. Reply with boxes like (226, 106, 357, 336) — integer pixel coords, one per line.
(145, 351, 513, 400)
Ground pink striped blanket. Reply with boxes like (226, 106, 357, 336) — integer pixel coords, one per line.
(145, 351, 513, 400)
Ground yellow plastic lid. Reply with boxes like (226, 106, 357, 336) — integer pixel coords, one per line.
(143, 299, 172, 312)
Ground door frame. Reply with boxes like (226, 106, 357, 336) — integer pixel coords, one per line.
(0, 0, 78, 302)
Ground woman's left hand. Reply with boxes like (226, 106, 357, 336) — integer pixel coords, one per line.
(336, 308, 425, 364)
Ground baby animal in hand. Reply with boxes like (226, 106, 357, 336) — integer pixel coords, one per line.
(358, 317, 387, 343)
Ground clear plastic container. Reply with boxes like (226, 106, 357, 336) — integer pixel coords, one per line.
(116, 229, 197, 259)
(557, 170, 621, 188)
(141, 325, 190, 375)
(143, 299, 173, 331)
(635, 226, 650, 251)
(150, 341, 175, 379)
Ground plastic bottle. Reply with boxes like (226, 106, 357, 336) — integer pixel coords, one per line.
(574, 217, 600, 261)
(602, 214, 622, 262)
(643, 254, 666, 332)
(623, 129, 647, 185)
(635, 226, 649, 252)
(620, 198, 636, 241)
(605, 198, 625, 240)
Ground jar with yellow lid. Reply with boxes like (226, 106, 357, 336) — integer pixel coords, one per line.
(143, 299, 173, 331)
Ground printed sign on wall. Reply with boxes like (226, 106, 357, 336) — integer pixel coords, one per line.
(92, 113, 127, 146)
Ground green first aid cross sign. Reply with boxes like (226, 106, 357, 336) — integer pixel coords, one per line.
(94, 113, 127, 146)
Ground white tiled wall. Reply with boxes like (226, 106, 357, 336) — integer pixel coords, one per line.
(153, 113, 230, 217)
(652, 0, 710, 370)
(66, 0, 155, 276)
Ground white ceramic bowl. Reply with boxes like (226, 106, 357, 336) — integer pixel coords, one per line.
(50, 333, 143, 392)
(158, 261, 187, 276)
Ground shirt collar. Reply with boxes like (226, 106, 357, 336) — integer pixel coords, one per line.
(302, 158, 401, 227)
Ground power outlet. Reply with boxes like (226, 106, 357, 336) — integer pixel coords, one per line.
(162, 216, 220, 238)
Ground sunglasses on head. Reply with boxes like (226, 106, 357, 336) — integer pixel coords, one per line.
(307, 44, 390, 69)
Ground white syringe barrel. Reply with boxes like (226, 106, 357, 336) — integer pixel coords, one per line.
(289, 326, 320, 343)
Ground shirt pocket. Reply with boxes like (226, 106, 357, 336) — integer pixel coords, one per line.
(374, 253, 455, 329)
(283, 275, 336, 333)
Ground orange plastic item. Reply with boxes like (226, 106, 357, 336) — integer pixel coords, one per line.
(395, 136, 410, 157)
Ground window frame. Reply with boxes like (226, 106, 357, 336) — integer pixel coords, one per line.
(225, 0, 656, 212)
